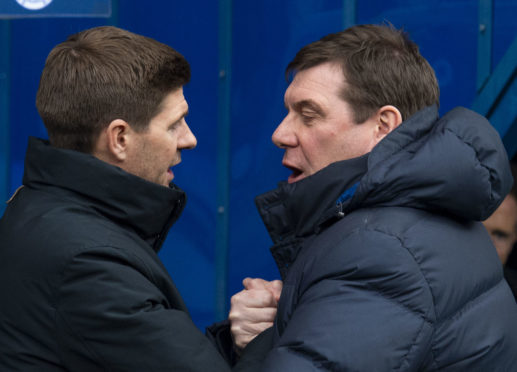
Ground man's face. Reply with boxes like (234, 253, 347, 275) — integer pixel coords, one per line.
(272, 62, 380, 183)
(483, 195, 517, 265)
(124, 87, 197, 187)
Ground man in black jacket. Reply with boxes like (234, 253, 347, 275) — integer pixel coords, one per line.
(230, 24, 517, 371)
(0, 26, 253, 371)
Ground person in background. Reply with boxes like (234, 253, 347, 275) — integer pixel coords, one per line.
(229, 24, 517, 371)
(0, 26, 262, 371)
(483, 161, 517, 299)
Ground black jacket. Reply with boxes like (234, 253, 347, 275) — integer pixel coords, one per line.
(504, 267, 517, 300)
(0, 138, 233, 371)
(254, 106, 517, 371)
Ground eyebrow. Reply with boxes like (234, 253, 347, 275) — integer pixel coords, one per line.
(290, 99, 326, 118)
(169, 109, 188, 128)
(175, 108, 189, 122)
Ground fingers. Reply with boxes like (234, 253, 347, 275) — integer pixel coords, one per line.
(229, 303, 277, 324)
(242, 277, 270, 290)
(266, 280, 283, 302)
(243, 278, 283, 303)
(229, 286, 279, 351)
(231, 287, 277, 308)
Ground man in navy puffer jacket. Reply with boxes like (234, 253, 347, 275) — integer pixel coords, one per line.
(229, 24, 517, 371)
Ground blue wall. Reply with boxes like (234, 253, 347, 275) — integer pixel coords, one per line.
(1, 0, 516, 330)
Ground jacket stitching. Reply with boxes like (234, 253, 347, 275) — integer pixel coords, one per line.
(366, 226, 436, 322)
(431, 280, 508, 370)
(367, 226, 439, 369)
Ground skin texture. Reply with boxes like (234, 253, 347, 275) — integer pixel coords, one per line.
(94, 87, 197, 187)
(483, 195, 517, 265)
(272, 62, 399, 184)
(229, 278, 282, 352)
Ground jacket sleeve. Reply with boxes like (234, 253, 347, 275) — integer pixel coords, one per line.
(55, 246, 232, 372)
(260, 228, 436, 371)
(205, 319, 238, 365)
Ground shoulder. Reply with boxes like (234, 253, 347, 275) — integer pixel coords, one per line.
(291, 207, 435, 319)
(2, 187, 154, 282)
(312, 205, 504, 318)
(299, 205, 502, 317)
(308, 206, 425, 272)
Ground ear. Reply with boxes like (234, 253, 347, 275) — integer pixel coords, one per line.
(94, 119, 132, 163)
(106, 119, 133, 161)
(374, 105, 403, 142)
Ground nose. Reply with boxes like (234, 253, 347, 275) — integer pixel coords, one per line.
(272, 115, 297, 148)
(179, 121, 197, 149)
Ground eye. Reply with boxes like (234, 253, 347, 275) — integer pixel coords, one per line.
(168, 120, 182, 131)
(491, 230, 509, 242)
(302, 110, 319, 123)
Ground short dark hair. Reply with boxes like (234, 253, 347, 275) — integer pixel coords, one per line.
(36, 26, 190, 153)
(286, 24, 440, 123)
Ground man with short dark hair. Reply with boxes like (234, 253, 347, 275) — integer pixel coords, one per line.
(230, 24, 517, 371)
(0, 26, 247, 371)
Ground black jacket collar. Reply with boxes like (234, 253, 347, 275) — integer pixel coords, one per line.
(22, 137, 186, 251)
(255, 153, 369, 245)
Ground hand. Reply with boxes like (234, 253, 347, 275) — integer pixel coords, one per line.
(229, 278, 283, 352)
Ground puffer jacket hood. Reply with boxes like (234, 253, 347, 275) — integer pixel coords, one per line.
(350, 105, 512, 221)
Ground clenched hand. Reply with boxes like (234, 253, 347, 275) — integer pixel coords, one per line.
(229, 278, 283, 352)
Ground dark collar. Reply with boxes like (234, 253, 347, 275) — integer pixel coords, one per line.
(22, 137, 186, 251)
(255, 153, 369, 245)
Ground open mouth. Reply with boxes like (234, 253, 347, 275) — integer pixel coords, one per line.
(285, 165, 304, 184)
(167, 167, 175, 182)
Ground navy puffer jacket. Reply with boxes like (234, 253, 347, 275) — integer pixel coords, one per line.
(255, 106, 517, 371)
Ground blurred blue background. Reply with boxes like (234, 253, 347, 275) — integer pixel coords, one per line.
(1, 0, 516, 330)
